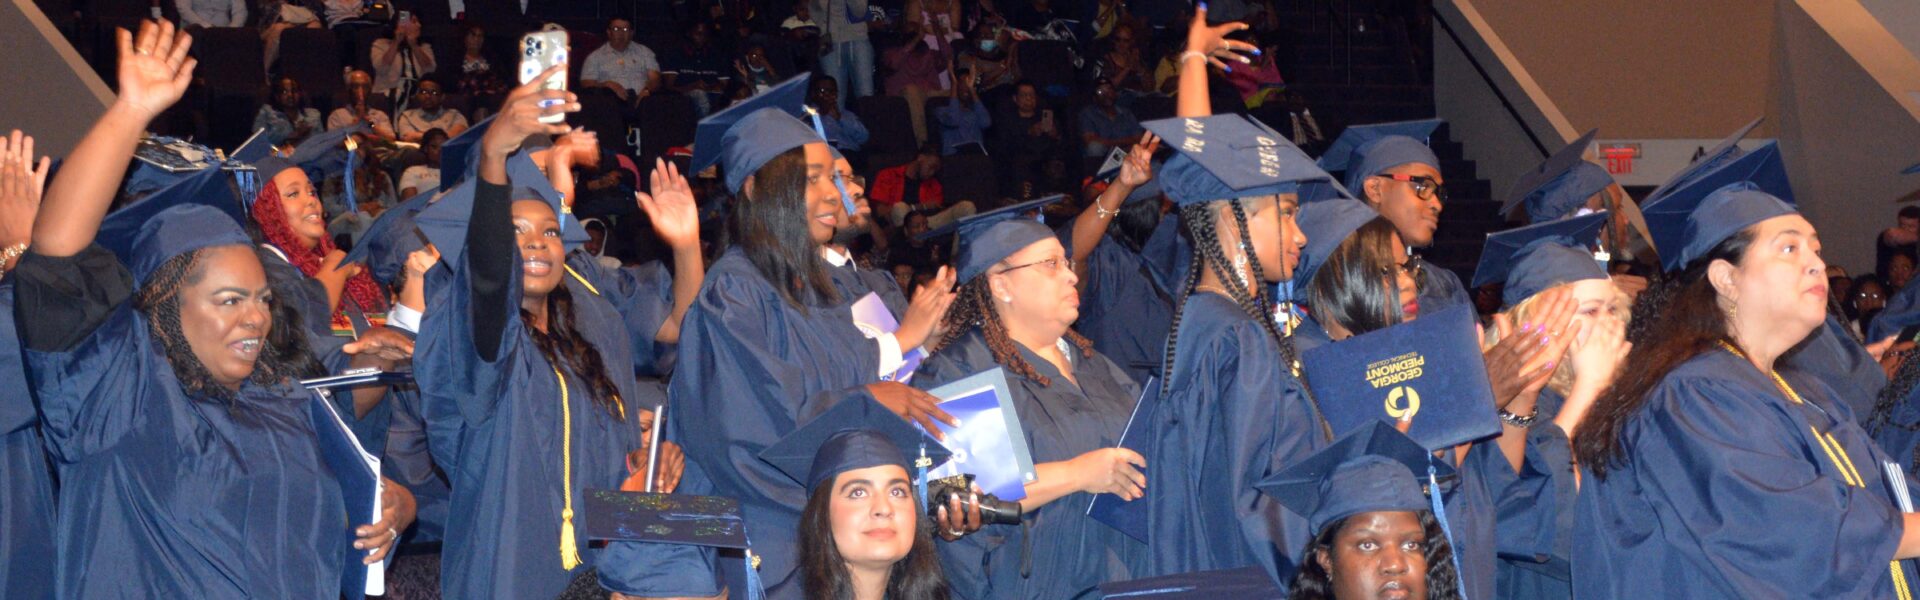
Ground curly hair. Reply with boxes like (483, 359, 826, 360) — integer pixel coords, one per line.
(1287, 510, 1462, 600)
(520, 280, 626, 421)
(798, 478, 950, 600)
(133, 247, 327, 403)
(929, 274, 1096, 387)
(1486, 282, 1633, 397)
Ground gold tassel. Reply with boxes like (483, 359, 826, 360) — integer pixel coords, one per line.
(560, 507, 582, 570)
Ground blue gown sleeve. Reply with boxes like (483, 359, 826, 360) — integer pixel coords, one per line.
(416, 181, 529, 426)
(10, 247, 149, 462)
(258, 248, 336, 340)
(565, 254, 678, 376)
(1631, 377, 1904, 596)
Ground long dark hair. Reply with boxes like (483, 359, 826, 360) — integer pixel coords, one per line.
(930, 275, 1096, 387)
(1286, 511, 1461, 600)
(728, 147, 839, 311)
(1576, 230, 1754, 479)
(798, 479, 950, 600)
(520, 281, 626, 420)
(1305, 217, 1406, 337)
(1106, 196, 1163, 254)
(134, 247, 327, 402)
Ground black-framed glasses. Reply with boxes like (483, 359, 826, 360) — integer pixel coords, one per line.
(1377, 174, 1448, 204)
(997, 257, 1072, 276)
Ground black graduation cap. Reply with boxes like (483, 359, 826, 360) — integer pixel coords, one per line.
(758, 395, 953, 492)
(584, 489, 742, 599)
(915, 194, 1066, 282)
(1314, 119, 1443, 193)
(1141, 114, 1349, 206)
(1641, 140, 1794, 272)
(1470, 211, 1610, 308)
(1255, 420, 1450, 536)
(100, 166, 252, 286)
(1500, 129, 1616, 223)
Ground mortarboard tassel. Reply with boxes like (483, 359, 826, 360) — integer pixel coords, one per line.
(1428, 460, 1471, 600)
(554, 366, 583, 570)
(802, 106, 860, 217)
(343, 136, 359, 215)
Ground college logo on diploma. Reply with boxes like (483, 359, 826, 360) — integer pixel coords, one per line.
(1301, 305, 1500, 451)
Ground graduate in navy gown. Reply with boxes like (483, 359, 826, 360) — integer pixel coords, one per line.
(1135, 12, 1328, 586)
(248, 127, 392, 339)
(0, 130, 56, 600)
(823, 155, 956, 380)
(670, 79, 978, 598)
(411, 71, 701, 598)
(1315, 119, 1469, 311)
(8, 21, 414, 597)
(1572, 146, 1920, 597)
(913, 190, 1154, 599)
(1061, 150, 1178, 386)
(1466, 213, 1630, 600)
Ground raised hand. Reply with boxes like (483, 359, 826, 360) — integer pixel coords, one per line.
(636, 158, 700, 251)
(404, 244, 441, 281)
(897, 265, 958, 350)
(0, 130, 52, 252)
(1116, 132, 1159, 187)
(1185, 5, 1258, 71)
(115, 19, 197, 120)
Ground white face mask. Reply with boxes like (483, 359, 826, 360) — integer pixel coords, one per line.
(749, 63, 768, 73)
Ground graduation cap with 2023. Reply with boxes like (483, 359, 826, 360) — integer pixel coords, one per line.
(915, 194, 1067, 282)
(1640, 140, 1794, 272)
(1500, 129, 1616, 223)
(1297, 303, 1500, 451)
(1141, 114, 1351, 206)
(1471, 212, 1611, 309)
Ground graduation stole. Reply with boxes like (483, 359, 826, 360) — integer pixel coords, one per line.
(1719, 341, 1914, 598)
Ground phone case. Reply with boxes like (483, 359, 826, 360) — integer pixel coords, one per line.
(519, 31, 571, 124)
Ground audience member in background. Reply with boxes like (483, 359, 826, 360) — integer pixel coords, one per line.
(175, 0, 246, 28)
(254, 76, 324, 148)
(1152, 45, 1185, 94)
(399, 128, 447, 198)
(1852, 275, 1890, 339)
(904, 0, 964, 53)
(1829, 266, 1854, 312)
(883, 39, 953, 147)
(1086, 21, 1151, 96)
(892, 264, 919, 299)
(1222, 32, 1286, 108)
(891, 210, 951, 275)
(455, 24, 509, 120)
(321, 153, 398, 219)
(1891, 253, 1916, 293)
(370, 15, 435, 116)
(782, 0, 823, 69)
(871, 144, 977, 228)
(958, 21, 1018, 94)
(1007, 0, 1059, 31)
(815, 0, 876, 109)
(257, 0, 320, 71)
(328, 192, 386, 248)
(329, 70, 397, 141)
(807, 76, 869, 155)
(736, 42, 783, 95)
(1076, 78, 1142, 157)
(395, 79, 469, 142)
(933, 67, 991, 155)
(321, 0, 366, 28)
(665, 21, 733, 117)
(991, 81, 1066, 197)
(581, 17, 662, 105)
(1880, 206, 1920, 278)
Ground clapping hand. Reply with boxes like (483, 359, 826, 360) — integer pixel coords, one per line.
(0, 130, 51, 251)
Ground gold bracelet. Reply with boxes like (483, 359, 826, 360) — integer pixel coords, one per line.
(0, 243, 27, 280)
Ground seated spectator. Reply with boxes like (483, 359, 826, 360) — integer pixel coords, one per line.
(782, 0, 822, 63)
(889, 210, 952, 275)
(957, 21, 1018, 93)
(1892, 253, 1916, 293)
(1152, 45, 1184, 94)
(370, 15, 435, 115)
(735, 42, 783, 95)
(1222, 31, 1286, 108)
(1076, 78, 1143, 157)
(253, 76, 323, 148)
(454, 24, 509, 120)
(256, 0, 320, 71)
(870, 143, 978, 228)
(904, 0, 965, 53)
(807, 75, 869, 154)
(1007, 0, 1060, 31)
(327, 191, 386, 248)
(933, 67, 990, 155)
(175, 0, 246, 28)
(664, 21, 733, 117)
(395, 79, 469, 142)
(883, 39, 953, 146)
(991, 80, 1066, 196)
(327, 70, 397, 141)
(1879, 206, 1920, 277)
(1090, 0, 1128, 39)
(321, 0, 366, 27)
(398, 128, 447, 198)
(321, 150, 397, 218)
(1085, 21, 1152, 95)
(580, 17, 662, 105)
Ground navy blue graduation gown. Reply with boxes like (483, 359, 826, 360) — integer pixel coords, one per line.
(670, 249, 882, 599)
(1483, 389, 1576, 600)
(0, 280, 56, 600)
(1059, 216, 1176, 386)
(915, 329, 1146, 599)
(1138, 217, 1188, 300)
(13, 247, 347, 598)
(416, 242, 648, 599)
(565, 251, 680, 378)
(1573, 349, 1917, 598)
(827, 253, 910, 318)
(1418, 264, 1470, 313)
(1785, 315, 1888, 420)
(1143, 293, 1327, 586)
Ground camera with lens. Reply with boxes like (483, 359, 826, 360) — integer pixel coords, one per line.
(925, 474, 1022, 525)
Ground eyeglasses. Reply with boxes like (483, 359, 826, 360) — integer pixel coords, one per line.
(997, 257, 1072, 276)
(1377, 174, 1448, 204)
(416, 88, 443, 96)
(608, 26, 632, 32)
(1382, 253, 1425, 280)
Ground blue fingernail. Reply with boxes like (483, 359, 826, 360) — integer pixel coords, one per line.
(1198, 2, 1207, 10)
(1252, 48, 1263, 56)
(1224, 65, 1232, 73)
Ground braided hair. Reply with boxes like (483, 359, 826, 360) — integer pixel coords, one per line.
(1159, 198, 1310, 411)
(520, 263, 627, 421)
(133, 248, 327, 403)
(930, 274, 1096, 387)
(250, 179, 392, 323)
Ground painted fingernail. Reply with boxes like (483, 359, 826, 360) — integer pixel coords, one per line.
(1198, 2, 1207, 10)
(1252, 48, 1263, 55)
(1223, 65, 1232, 73)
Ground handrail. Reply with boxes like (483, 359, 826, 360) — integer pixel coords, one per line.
(1431, 7, 1548, 158)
